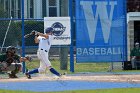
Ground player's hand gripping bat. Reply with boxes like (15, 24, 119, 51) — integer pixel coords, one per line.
(24, 30, 38, 38)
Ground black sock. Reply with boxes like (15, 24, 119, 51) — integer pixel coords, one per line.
(50, 68, 60, 76)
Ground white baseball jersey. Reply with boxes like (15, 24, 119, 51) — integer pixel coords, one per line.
(37, 35, 52, 73)
(37, 35, 52, 51)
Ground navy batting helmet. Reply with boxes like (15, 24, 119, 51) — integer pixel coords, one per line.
(6, 46, 16, 54)
(45, 27, 53, 33)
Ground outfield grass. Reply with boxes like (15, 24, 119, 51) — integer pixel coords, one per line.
(26, 59, 140, 74)
(0, 88, 140, 93)
(25, 59, 110, 74)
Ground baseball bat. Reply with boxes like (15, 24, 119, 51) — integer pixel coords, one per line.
(24, 30, 37, 38)
(24, 33, 32, 38)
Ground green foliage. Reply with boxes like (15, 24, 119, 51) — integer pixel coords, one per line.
(0, 20, 44, 47)
(24, 21, 44, 46)
(0, 4, 20, 47)
(0, 4, 8, 18)
(5, 21, 21, 46)
(0, 3, 21, 47)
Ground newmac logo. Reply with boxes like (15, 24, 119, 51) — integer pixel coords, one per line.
(80, 1, 117, 43)
(51, 22, 66, 36)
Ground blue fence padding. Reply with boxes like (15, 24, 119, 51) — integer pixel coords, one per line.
(0, 18, 43, 21)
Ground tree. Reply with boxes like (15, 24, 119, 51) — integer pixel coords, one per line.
(24, 21, 44, 46)
(0, 3, 21, 51)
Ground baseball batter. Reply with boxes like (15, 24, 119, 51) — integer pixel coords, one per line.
(25, 27, 63, 79)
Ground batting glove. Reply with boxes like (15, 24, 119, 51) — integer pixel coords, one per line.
(25, 56, 33, 62)
(31, 30, 38, 35)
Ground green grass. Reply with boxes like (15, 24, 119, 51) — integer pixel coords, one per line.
(25, 59, 140, 74)
(26, 59, 110, 74)
(0, 58, 122, 78)
(0, 88, 140, 93)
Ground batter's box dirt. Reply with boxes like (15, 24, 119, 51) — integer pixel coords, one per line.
(1, 73, 140, 83)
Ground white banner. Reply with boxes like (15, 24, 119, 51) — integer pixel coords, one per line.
(44, 17, 71, 45)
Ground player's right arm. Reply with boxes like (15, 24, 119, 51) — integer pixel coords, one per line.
(34, 36, 39, 43)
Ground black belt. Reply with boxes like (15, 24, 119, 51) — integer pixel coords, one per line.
(41, 49, 48, 52)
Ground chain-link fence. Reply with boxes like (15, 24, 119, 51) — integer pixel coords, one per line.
(0, 0, 134, 76)
(0, 20, 21, 52)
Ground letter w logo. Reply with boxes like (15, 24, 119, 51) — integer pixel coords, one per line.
(80, 1, 117, 43)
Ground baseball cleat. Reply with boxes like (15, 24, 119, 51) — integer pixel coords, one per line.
(59, 72, 67, 77)
(53, 73, 66, 79)
(25, 72, 31, 79)
(8, 73, 18, 78)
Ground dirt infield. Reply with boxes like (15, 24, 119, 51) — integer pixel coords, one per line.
(1, 73, 140, 83)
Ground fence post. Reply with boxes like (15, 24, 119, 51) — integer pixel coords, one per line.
(60, 46, 68, 70)
(21, 0, 26, 73)
(69, 0, 74, 72)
